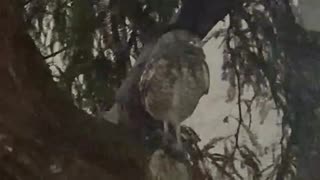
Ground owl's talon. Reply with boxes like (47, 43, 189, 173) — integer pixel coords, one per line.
(164, 142, 188, 162)
(162, 136, 168, 146)
(174, 142, 184, 153)
(162, 133, 175, 146)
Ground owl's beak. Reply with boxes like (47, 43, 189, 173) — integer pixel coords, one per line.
(198, 41, 205, 48)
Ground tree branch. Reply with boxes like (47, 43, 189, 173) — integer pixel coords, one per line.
(43, 46, 69, 60)
(0, 1, 148, 179)
(226, 15, 244, 150)
(173, 0, 236, 39)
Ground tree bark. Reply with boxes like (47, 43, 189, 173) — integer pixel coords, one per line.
(0, 1, 148, 179)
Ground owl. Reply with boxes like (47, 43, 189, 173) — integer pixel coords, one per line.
(139, 30, 210, 151)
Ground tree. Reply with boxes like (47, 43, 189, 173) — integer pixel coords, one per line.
(1, 0, 233, 179)
(1, 0, 320, 179)
(1, 1, 150, 179)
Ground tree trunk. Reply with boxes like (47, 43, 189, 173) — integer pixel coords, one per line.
(0, 1, 148, 179)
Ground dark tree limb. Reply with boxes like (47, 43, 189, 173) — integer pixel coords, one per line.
(0, 1, 147, 179)
(173, 0, 236, 39)
(111, 0, 236, 41)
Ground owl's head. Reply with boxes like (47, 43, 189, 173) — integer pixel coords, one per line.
(159, 30, 203, 48)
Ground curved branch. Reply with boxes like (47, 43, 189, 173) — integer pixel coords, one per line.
(173, 0, 236, 39)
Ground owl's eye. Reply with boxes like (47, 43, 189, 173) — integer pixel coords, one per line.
(189, 40, 202, 47)
(188, 41, 196, 45)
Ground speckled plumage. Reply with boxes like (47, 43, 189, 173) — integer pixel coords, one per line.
(139, 30, 210, 150)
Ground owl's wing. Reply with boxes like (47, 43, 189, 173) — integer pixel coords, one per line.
(115, 42, 156, 105)
(139, 58, 157, 104)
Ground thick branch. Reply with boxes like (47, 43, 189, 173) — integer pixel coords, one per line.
(173, 0, 236, 39)
(0, 1, 147, 179)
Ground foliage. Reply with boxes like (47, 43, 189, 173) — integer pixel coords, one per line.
(211, 1, 290, 179)
(213, 0, 318, 179)
(24, 0, 179, 114)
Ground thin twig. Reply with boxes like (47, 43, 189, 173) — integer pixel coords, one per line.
(259, 163, 275, 177)
(246, 93, 257, 128)
(226, 14, 244, 151)
(44, 46, 69, 60)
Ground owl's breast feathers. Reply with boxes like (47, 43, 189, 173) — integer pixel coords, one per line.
(139, 42, 210, 123)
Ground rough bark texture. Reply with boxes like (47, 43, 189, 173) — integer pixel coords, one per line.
(0, 1, 147, 179)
